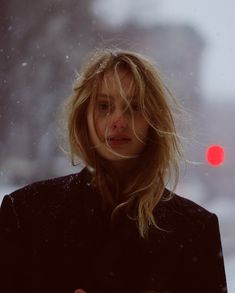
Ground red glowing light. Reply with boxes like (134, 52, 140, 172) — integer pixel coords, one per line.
(206, 145, 225, 167)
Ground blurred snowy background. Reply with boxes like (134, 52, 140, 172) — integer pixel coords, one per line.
(0, 0, 234, 291)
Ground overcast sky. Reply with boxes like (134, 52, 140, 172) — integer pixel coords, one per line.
(93, 0, 235, 100)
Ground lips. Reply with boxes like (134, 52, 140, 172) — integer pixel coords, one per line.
(107, 135, 131, 141)
(107, 135, 131, 145)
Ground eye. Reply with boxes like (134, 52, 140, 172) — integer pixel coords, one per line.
(131, 103, 140, 112)
(98, 102, 110, 111)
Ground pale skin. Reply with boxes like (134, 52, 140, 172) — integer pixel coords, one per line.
(74, 69, 149, 293)
(87, 68, 149, 187)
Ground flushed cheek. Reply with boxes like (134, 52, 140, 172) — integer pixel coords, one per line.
(94, 118, 108, 142)
(135, 123, 149, 141)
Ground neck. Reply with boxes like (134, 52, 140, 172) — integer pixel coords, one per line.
(108, 158, 139, 191)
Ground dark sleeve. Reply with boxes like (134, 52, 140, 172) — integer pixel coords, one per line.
(0, 195, 29, 293)
(175, 213, 227, 293)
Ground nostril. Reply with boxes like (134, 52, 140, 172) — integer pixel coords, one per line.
(112, 118, 128, 129)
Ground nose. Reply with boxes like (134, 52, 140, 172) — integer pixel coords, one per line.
(111, 111, 128, 130)
(112, 118, 128, 130)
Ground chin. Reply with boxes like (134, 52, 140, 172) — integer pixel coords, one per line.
(97, 150, 132, 162)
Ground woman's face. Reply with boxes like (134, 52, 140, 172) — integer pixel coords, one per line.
(87, 69, 149, 166)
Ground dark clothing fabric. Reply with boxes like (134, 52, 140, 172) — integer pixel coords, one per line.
(0, 168, 227, 293)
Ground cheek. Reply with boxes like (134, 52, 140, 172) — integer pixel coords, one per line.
(136, 119, 149, 139)
(87, 112, 95, 138)
(87, 109, 101, 144)
(93, 115, 108, 139)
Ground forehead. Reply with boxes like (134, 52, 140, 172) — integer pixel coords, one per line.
(100, 68, 134, 95)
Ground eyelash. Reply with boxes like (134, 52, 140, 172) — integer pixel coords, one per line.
(131, 104, 140, 112)
(98, 102, 112, 112)
(97, 102, 140, 113)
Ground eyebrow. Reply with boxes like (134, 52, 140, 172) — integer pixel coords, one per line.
(97, 93, 114, 99)
(97, 93, 134, 100)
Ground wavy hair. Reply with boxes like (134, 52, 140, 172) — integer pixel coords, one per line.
(66, 48, 184, 238)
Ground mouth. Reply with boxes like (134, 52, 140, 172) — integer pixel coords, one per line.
(106, 136, 131, 146)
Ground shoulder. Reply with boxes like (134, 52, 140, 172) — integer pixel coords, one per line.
(166, 191, 214, 218)
(1, 168, 92, 220)
(10, 168, 88, 198)
(154, 190, 219, 237)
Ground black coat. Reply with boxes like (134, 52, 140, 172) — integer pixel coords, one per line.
(0, 168, 227, 293)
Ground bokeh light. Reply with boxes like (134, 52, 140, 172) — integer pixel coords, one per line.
(206, 145, 225, 167)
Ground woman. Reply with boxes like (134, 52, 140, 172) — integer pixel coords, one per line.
(0, 48, 227, 293)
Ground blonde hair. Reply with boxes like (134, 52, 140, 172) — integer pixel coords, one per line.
(66, 48, 183, 238)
